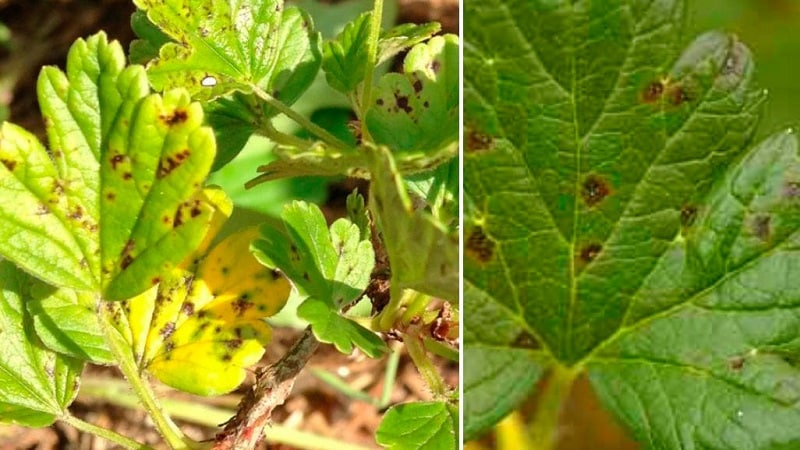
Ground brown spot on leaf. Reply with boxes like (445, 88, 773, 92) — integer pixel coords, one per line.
(670, 85, 690, 105)
(729, 356, 745, 371)
(35, 204, 50, 215)
(376, 98, 384, 106)
(465, 226, 494, 263)
(151, 277, 160, 285)
(752, 215, 771, 240)
(582, 174, 611, 207)
(120, 255, 133, 270)
(157, 149, 192, 179)
(234, 296, 253, 316)
(110, 154, 125, 170)
(1, 159, 17, 171)
(785, 181, 800, 198)
(68, 206, 84, 220)
(182, 301, 195, 316)
(106, 192, 116, 201)
(226, 339, 243, 350)
(123, 172, 133, 180)
(579, 243, 603, 262)
(512, 331, 540, 349)
(641, 81, 664, 103)
(412, 78, 423, 94)
(680, 204, 698, 227)
(430, 60, 441, 73)
(221, 354, 233, 362)
(161, 109, 188, 126)
(466, 128, 494, 153)
(160, 322, 176, 339)
(396, 94, 412, 114)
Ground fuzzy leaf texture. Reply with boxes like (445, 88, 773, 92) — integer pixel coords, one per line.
(113, 195, 292, 395)
(0, 32, 216, 301)
(464, 1, 800, 448)
(376, 401, 458, 450)
(133, 0, 322, 104)
(0, 261, 83, 427)
(252, 200, 388, 358)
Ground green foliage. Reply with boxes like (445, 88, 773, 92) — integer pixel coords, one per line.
(0, 261, 83, 427)
(464, 0, 800, 448)
(376, 401, 458, 450)
(252, 200, 387, 358)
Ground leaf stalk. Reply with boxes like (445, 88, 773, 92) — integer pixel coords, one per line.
(61, 413, 151, 450)
(529, 364, 578, 450)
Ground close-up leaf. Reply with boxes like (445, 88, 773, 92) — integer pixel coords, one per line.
(134, 0, 322, 105)
(0, 32, 217, 301)
(464, 0, 800, 448)
(0, 261, 83, 427)
(376, 401, 458, 450)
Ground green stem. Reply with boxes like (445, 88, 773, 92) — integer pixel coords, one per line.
(378, 344, 401, 408)
(403, 326, 447, 398)
(376, 288, 412, 331)
(61, 413, 151, 450)
(250, 84, 349, 150)
(257, 120, 314, 149)
(359, 0, 384, 142)
(98, 305, 192, 449)
(78, 377, 373, 450)
(400, 291, 430, 325)
(528, 365, 578, 450)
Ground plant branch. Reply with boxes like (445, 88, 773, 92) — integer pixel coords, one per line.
(359, 0, 384, 142)
(403, 322, 447, 398)
(250, 84, 349, 150)
(528, 365, 578, 450)
(61, 413, 151, 450)
(213, 327, 319, 450)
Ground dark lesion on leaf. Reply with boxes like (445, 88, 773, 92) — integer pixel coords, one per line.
(578, 243, 603, 263)
(641, 80, 664, 103)
(35, 203, 50, 215)
(511, 330, 540, 350)
(465, 225, 495, 264)
(120, 239, 136, 270)
(226, 339, 243, 350)
(466, 127, 494, 154)
(160, 322, 176, 340)
(181, 301, 195, 316)
(395, 93, 412, 114)
(581, 174, 611, 207)
(669, 84, 691, 106)
(728, 355, 745, 371)
(157, 149, 192, 179)
(751, 214, 772, 241)
(0, 158, 17, 171)
(160, 109, 189, 126)
(680, 204, 698, 228)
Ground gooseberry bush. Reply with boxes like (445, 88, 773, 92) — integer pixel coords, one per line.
(465, 0, 800, 449)
(0, 0, 458, 449)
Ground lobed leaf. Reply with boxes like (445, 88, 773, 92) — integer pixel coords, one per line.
(322, 11, 372, 94)
(252, 201, 387, 357)
(366, 34, 459, 154)
(118, 223, 292, 396)
(134, 0, 322, 105)
(0, 261, 83, 427)
(0, 32, 217, 302)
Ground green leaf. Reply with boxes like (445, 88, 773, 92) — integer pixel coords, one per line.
(134, 0, 322, 106)
(204, 93, 260, 172)
(0, 261, 83, 427)
(322, 11, 372, 94)
(252, 201, 387, 357)
(367, 146, 458, 302)
(366, 34, 459, 154)
(463, 0, 800, 446)
(405, 157, 459, 225)
(129, 9, 172, 65)
(377, 22, 441, 66)
(26, 282, 113, 365)
(0, 33, 217, 301)
(376, 401, 458, 450)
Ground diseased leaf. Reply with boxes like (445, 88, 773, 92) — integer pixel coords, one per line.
(252, 201, 387, 357)
(118, 224, 292, 396)
(366, 34, 459, 154)
(0, 261, 83, 427)
(376, 401, 458, 450)
(367, 146, 458, 303)
(0, 33, 217, 301)
(134, 0, 322, 105)
(463, 1, 800, 446)
(129, 9, 172, 65)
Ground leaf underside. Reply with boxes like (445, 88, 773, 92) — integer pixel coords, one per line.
(464, 0, 800, 447)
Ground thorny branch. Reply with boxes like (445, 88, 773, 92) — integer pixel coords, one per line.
(213, 327, 319, 450)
